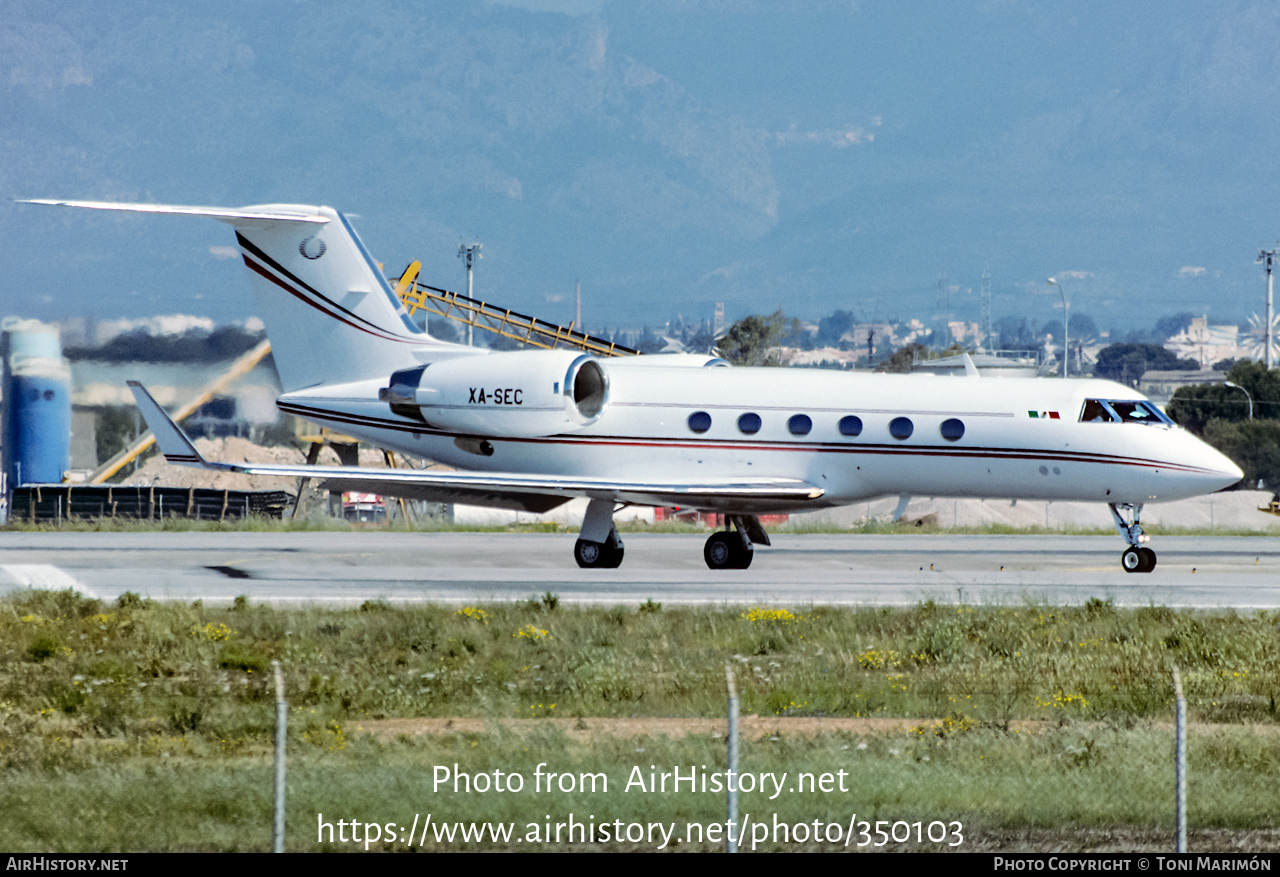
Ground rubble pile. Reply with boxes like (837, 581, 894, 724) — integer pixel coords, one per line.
(120, 437, 393, 493)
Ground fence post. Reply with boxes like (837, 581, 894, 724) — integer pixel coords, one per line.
(1172, 664, 1187, 853)
(273, 660, 287, 852)
(725, 663, 739, 853)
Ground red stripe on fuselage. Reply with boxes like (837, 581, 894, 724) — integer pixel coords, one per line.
(240, 254, 418, 345)
(274, 401, 1218, 476)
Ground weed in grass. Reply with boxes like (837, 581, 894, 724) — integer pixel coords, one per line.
(1084, 597, 1115, 619)
(27, 633, 64, 663)
(446, 637, 478, 658)
(217, 642, 269, 675)
(190, 622, 232, 642)
(514, 624, 551, 643)
(168, 697, 204, 733)
(456, 607, 490, 625)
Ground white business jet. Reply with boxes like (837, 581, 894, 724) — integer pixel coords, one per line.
(23, 199, 1243, 572)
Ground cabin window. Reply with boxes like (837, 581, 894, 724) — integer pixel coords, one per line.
(737, 413, 762, 435)
(1080, 399, 1172, 426)
(889, 417, 914, 439)
(1110, 400, 1169, 424)
(940, 418, 965, 441)
(787, 414, 812, 436)
(1080, 399, 1113, 422)
(688, 411, 712, 433)
(838, 415, 863, 437)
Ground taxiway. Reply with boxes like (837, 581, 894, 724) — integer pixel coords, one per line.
(2, 531, 1279, 608)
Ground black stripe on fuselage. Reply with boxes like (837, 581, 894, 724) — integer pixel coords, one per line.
(275, 401, 1216, 476)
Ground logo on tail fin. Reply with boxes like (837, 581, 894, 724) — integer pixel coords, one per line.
(299, 237, 327, 260)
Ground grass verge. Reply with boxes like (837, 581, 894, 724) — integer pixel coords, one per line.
(2, 590, 1279, 850)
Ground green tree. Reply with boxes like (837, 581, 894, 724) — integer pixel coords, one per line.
(717, 310, 795, 366)
(1093, 343, 1198, 386)
(1168, 360, 1280, 432)
(878, 343, 930, 374)
(1202, 419, 1280, 490)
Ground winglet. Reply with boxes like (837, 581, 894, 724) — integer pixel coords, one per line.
(962, 352, 980, 378)
(126, 381, 206, 465)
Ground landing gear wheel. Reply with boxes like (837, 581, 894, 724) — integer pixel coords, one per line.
(1139, 546, 1157, 572)
(601, 542, 624, 568)
(1121, 546, 1156, 573)
(574, 538, 624, 569)
(1121, 547, 1142, 572)
(704, 532, 753, 570)
(575, 539, 603, 568)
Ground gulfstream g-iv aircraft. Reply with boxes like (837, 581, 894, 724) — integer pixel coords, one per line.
(24, 199, 1243, 572)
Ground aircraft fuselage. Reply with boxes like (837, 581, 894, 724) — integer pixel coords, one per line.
(278, 363, 1241, 514)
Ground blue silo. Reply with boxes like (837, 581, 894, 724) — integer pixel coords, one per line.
(2, 319, 72, 486)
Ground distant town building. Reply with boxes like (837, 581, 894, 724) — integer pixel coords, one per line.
(1139, 370, 1227, 408)
(1164, 317, 1242, 368)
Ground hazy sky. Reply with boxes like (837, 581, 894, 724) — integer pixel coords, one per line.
(4, 0, 1280, 339)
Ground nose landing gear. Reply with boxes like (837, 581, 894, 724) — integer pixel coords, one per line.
(1110, 503, 1156, 573)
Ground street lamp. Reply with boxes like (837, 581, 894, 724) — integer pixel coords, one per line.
(1224, 381, 1254, 420)
(1047, 277, 1068, 379)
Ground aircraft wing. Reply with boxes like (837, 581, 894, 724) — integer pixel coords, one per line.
(127, 382, 825, 513)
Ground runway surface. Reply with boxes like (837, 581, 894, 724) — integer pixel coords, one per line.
(3, 530, 1280, 608)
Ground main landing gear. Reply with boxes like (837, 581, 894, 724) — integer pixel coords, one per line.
(573, 502, 773, 570)
(703, 515, 771, 571)
(574, 532, 624, 568)
(573, 498, 625, 569)
(1110, 503, 1156, 573)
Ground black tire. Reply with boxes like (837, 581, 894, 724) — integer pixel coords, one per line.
(602, 542, 625, 568)
(704, 532, 735, 570)
(1139, 546, 1157, 572)
(574, 539, 604, 568)
(704, 533, 752, 569)
(1121, 547, 1144, 573)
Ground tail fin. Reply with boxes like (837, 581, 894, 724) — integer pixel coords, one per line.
(21, 199, 451, 392)
(230, 205, 440, 391)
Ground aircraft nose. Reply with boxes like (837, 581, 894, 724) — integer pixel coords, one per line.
(1201, 444, 1244, 491)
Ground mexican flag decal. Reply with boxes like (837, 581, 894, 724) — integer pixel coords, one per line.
(1028, 410, 1060, 419)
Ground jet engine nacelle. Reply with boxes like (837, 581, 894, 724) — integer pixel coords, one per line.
(380, 349, 608, 437)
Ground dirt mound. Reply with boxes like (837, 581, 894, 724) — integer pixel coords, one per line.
(120, 436, 394, 493)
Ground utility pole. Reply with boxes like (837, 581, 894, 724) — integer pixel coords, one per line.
(980, 265, 993, 352)
(458, 242, 482, 346)
(1048, 277, 1068, 379)
(935, 271, 951, 346)
(1258, 247, 1277, 370)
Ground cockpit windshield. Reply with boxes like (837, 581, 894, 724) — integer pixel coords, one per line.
(1079, 399, 1174, 426)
